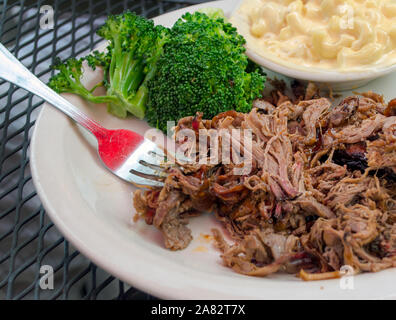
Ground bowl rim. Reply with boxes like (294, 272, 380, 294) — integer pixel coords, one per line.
(246, 48, 396, 83)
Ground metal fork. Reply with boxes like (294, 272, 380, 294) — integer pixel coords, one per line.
(0, 43, 169, 187)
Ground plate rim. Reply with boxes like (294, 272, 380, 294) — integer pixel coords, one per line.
(30, 0, 396, 300)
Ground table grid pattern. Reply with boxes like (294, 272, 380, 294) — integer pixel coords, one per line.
(0, 0, 208, 300)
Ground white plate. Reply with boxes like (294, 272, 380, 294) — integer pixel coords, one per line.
(30, 0, 396, 300)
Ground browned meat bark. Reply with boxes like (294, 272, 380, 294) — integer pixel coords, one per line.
(133, 89, 396, 279)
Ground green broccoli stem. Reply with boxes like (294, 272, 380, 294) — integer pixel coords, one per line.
(127, 50, 163, 118)
(106, 54, 147, 119)
(83, 93, 118, 104)
(108, 92, 145, 119)
(106, 58, 146, 118)
(107, 100, 127, 118)
(128, 84, 147, 116)
(66, 76, 117, 105)
(123, 58, 145, 95)
(106, 37, 147, 118)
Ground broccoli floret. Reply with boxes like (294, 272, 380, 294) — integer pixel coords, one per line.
(49, 12, 169, 119)
(146, 10, 266, 132)
(48, 57, 117, 105)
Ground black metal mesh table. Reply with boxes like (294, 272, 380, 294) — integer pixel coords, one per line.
(0, 0, 209, 300)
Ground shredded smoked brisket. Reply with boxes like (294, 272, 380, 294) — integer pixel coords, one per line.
(133, 87, 396, 279)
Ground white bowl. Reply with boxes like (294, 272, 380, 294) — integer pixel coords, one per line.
(229, 0, 396, 92)
(246, 48, 396, 92)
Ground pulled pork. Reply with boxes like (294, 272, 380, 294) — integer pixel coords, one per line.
(133, 89, 396, 280)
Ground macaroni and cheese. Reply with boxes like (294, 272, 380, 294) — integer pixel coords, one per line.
(230, 0, 396, 71)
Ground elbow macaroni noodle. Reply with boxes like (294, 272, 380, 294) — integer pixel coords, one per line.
(230, 0, 396, 71)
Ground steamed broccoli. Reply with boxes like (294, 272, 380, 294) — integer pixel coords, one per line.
(97, 12, 169, 118)
(48, 56, 116, 105)
(48, 12, 168, 119)
(146, 10, 266, 132)
(48, 10, 265, 127)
